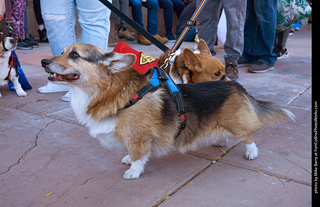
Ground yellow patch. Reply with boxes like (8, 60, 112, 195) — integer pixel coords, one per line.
(139, 53, 157, 65)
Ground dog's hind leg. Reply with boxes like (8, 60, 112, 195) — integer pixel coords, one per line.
(243, 136, 258, 160)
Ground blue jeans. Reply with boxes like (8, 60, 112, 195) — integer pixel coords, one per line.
(129, 0, 159, 35)
(241, 0, 277, 66)
(41, 0, 111, 56)
(158, 0, 185, 34)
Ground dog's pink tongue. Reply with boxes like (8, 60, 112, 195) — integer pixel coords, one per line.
(56, 74, 65, 81)
(65, 74, 79, 80)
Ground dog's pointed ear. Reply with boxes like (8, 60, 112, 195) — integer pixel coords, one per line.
(183, 48, 203, 73)
(197, 39, 211, 55)
(100, 52, 136, 73)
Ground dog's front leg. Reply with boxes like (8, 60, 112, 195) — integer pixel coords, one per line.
(11, 76, 27, 97)
(123, 153, 150, 180)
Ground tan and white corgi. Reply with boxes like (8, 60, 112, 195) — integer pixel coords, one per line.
(41, 43, 295, 179)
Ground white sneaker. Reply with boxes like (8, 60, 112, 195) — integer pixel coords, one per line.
(61, 90, 71, 102)
(38, 82, 70, 93)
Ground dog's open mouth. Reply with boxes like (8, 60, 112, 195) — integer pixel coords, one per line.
(48, 72, 80, 81)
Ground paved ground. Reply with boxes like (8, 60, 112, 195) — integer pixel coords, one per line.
(0, 23, 312, 207)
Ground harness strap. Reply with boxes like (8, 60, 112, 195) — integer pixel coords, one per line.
(126, 67, 186, 138)
(126, 83, 158, 107)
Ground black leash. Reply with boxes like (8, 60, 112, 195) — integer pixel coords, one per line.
(99, 0, 169, 52)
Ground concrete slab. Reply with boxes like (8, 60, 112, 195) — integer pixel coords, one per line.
(0, 105, 40, 130)
(0, 117, 54, 174)
(0, 119, 211, 207)
(220, 107, 312, 185)
(162, 162, 311, 207)
(0, 64, 70, 117)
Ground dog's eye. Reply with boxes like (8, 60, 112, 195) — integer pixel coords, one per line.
(70, 51, 80, 59)
(214, 72, 221, 77)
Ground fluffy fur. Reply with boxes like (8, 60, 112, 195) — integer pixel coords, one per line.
(41, 43, 295, 179)
(0, 36, 27, 97)
(158, 40, 229, 84)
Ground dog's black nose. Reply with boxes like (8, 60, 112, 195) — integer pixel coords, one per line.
(9, 39, 15, 44)
(41, 59, 51, 67)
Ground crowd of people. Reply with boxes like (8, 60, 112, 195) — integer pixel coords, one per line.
(0, 0, 312, 101)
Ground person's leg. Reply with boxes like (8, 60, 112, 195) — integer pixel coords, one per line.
(142, 0, 159, 35)
(112, 0, 122, 31)
(11, 0, 26, 40)
(222, 0, 246, 63)
(197, 0, 221, 55)
(176, 0, 196, 37)
(41, 0, 76, 56)
(129, 0, 144, 28)
(171, 0, 185, 18)
(240, 0, 258, 64)
(158, 0, 173, 35)
(24, 0, 29, 37)
(252, 0, 277, 66)
(274, 28, 290, 59)
(39, 0, 75, 94)
(76, 0, 111, 52)
(119, 0, 130, 29)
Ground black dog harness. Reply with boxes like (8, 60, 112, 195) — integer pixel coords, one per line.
(126, 67, 186, 138)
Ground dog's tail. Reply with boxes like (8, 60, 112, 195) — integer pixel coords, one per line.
(248, 95, 295, 126)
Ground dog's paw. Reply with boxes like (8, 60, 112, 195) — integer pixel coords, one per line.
(16, 90, 27, 97)
(245, 142, 258, 160)
(123, 168, 141, 180)
(122, 155, 132, 165)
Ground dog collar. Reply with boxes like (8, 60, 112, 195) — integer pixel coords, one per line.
(126, 67, 186, 137)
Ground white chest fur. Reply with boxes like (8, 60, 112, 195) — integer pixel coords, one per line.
(0, 53, 10, 85)
(70, 87, 122, 149)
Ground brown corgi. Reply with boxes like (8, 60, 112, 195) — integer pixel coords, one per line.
(158, 40, 229, 84)
(41, 43, 295, 179)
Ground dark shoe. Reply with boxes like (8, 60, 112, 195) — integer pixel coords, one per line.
(248, 61, 274, 73)
(38, 29, 48, 42)
(166, 33, 176, 43)
(237, 58, 253, 67)
(17, 40, 33, 50)
(24, 37, 39, 48)
(275, 47, 289, 60)
(225, 61, 239, 80)
(118, 27, 135, 41)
